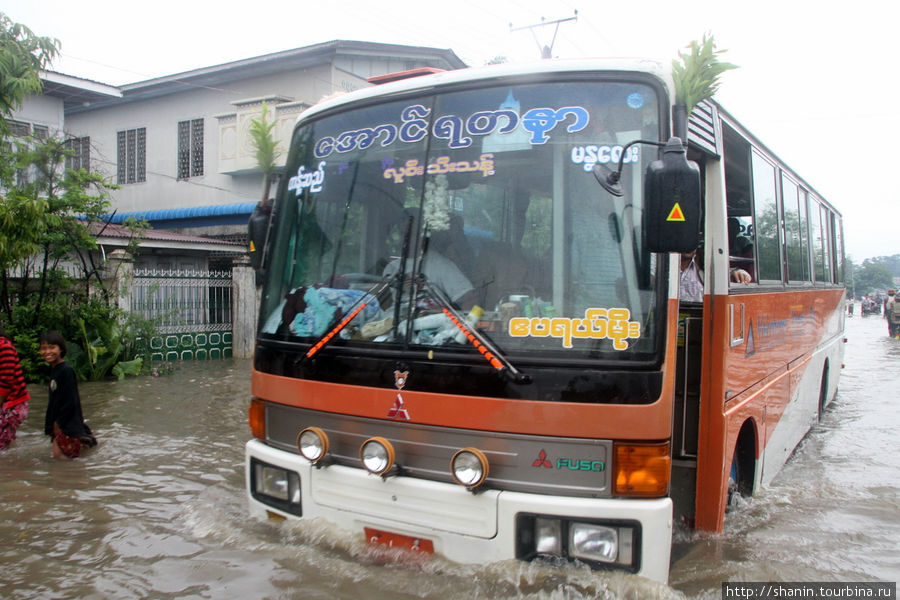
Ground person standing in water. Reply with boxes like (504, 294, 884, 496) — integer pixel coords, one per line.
(40, 331, 96, 459)
(0, 328, 30, 450)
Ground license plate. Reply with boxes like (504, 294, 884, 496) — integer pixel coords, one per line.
(365, 527, 434, 555)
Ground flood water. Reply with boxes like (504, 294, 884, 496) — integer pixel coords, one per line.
(1, 314, 897, 599)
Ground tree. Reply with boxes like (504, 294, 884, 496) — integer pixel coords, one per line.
(0, 12, 59, 133)
(854, 260, 894, 297)
(846, 255, 857, 298)
(1, 137, 112, 317)
(0, 14, 146, 380)
(0, 132, 148, 380)
(869, 254, 900, 279)
(248, 101, 282, 203)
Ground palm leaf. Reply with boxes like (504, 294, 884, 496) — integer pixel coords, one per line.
(672, 33, 738, 115)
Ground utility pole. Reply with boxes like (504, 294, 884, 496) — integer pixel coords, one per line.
(509, 10, 578, 59)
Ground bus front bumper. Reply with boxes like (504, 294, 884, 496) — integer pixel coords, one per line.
(245, 439, 673, 583)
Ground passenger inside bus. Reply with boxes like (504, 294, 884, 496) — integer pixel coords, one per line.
(429, 213, 477, 283)
(381, 208, 479, 310)
(680, 250, 704, 303)
(679, 245, 752, 303)
(727, 217, 754, 283)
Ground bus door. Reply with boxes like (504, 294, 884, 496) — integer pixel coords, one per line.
(672, 302, 702, 526)
(671, 149, 709, 527)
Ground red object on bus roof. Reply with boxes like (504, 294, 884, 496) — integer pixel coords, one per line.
(367, 67, 445, 85)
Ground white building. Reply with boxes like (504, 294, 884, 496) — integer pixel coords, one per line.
(59, 40, 466, 269)
(6, 41, 465, 358)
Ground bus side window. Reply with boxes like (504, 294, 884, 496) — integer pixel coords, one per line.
(728, 216, 755, 282)
(722, 123, 756, 285)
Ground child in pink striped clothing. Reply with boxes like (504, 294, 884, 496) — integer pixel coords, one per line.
(0, 329, 30, 450)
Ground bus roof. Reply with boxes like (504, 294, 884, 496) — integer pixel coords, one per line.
(299, 57, 673, 124)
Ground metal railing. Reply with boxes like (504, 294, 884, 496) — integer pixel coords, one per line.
(131, 268, 232, 335)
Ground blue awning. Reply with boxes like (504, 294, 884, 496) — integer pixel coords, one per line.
(103, 203, 258, 228)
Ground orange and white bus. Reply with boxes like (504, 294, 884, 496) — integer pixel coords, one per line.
(245, 59, 845, 583)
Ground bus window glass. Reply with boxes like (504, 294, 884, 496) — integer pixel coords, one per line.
(820, 204, 833, 283)
(723, 124, 755, 283)
(797, 188, 811, 281)
(810, 199, 825, 282)
(833, 212, 844, 282)
(782, 175, 808, 282)
(258, 81, 663, 362)
(751, 152, 781, 282)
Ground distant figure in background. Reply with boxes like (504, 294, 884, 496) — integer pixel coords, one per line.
(885, 290, 900, 338)
(0, 328, 30, 450)
(40, 331, 96, 459)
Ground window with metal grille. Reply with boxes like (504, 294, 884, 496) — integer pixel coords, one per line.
(117, 127, 146, 184)
(177, 118, 204, 179)
(65, 136, 91, 172)
(8, 120, 30, 137)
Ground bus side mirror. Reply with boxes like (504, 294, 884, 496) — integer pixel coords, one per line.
(644, 137, 701, 253)
(248, 200, 273, 274)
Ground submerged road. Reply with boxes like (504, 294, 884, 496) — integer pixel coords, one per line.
(0, 314, 897, 599)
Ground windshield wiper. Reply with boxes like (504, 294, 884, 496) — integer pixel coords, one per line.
(417, 275, 531, 385)
(303, 275, 395, 361)
(306, 208, 417, 361)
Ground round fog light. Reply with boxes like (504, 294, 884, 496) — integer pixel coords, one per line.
(450, 447, 489, 489)
(360, 437, 395, 476)
(296, 427, 329, 464)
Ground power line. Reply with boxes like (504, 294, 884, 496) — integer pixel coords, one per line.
(509, 10, 578, 59)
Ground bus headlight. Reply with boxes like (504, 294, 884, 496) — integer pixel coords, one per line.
(516, 515, 638, 571)
(250, 458, 302, 516)
(296, 427, 329, 464)
(535, 517, 563, 554)
(450, 447, 489, 490)
(360, 437, 396, 476)
(569, 523, 618, 563)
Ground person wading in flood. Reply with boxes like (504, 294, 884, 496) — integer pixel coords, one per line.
(886, 289, 900, 338)
(0, 327, 30, 450)
(40, 331, 96, 459)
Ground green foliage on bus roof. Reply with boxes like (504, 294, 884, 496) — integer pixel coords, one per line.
(672, 33, 738, 116)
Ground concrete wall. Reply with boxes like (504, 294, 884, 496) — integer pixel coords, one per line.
(11, 94, 65, 134)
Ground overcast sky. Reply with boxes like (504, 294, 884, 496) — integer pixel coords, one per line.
(5, 0, 899, 262)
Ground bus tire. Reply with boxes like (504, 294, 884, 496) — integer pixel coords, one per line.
(817, 363, 829, 422)
(726, 422, 755, 511)
(726, 457, 740, 511)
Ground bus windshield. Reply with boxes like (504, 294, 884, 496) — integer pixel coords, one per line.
(259, 79, 664, 363)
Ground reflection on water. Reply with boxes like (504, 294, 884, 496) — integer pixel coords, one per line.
(1, 316, 898, 599)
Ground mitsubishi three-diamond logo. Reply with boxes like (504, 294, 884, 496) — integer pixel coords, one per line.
(532, 449, 553, 468)
(387, 370, 411, 420)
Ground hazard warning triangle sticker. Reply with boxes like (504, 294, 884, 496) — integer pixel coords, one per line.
(666, 203, 686, 222)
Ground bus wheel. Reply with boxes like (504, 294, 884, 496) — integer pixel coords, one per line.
(727, 424, 755, 511)
(726, 456, 741, 511)
(817, 363, 829, 422)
